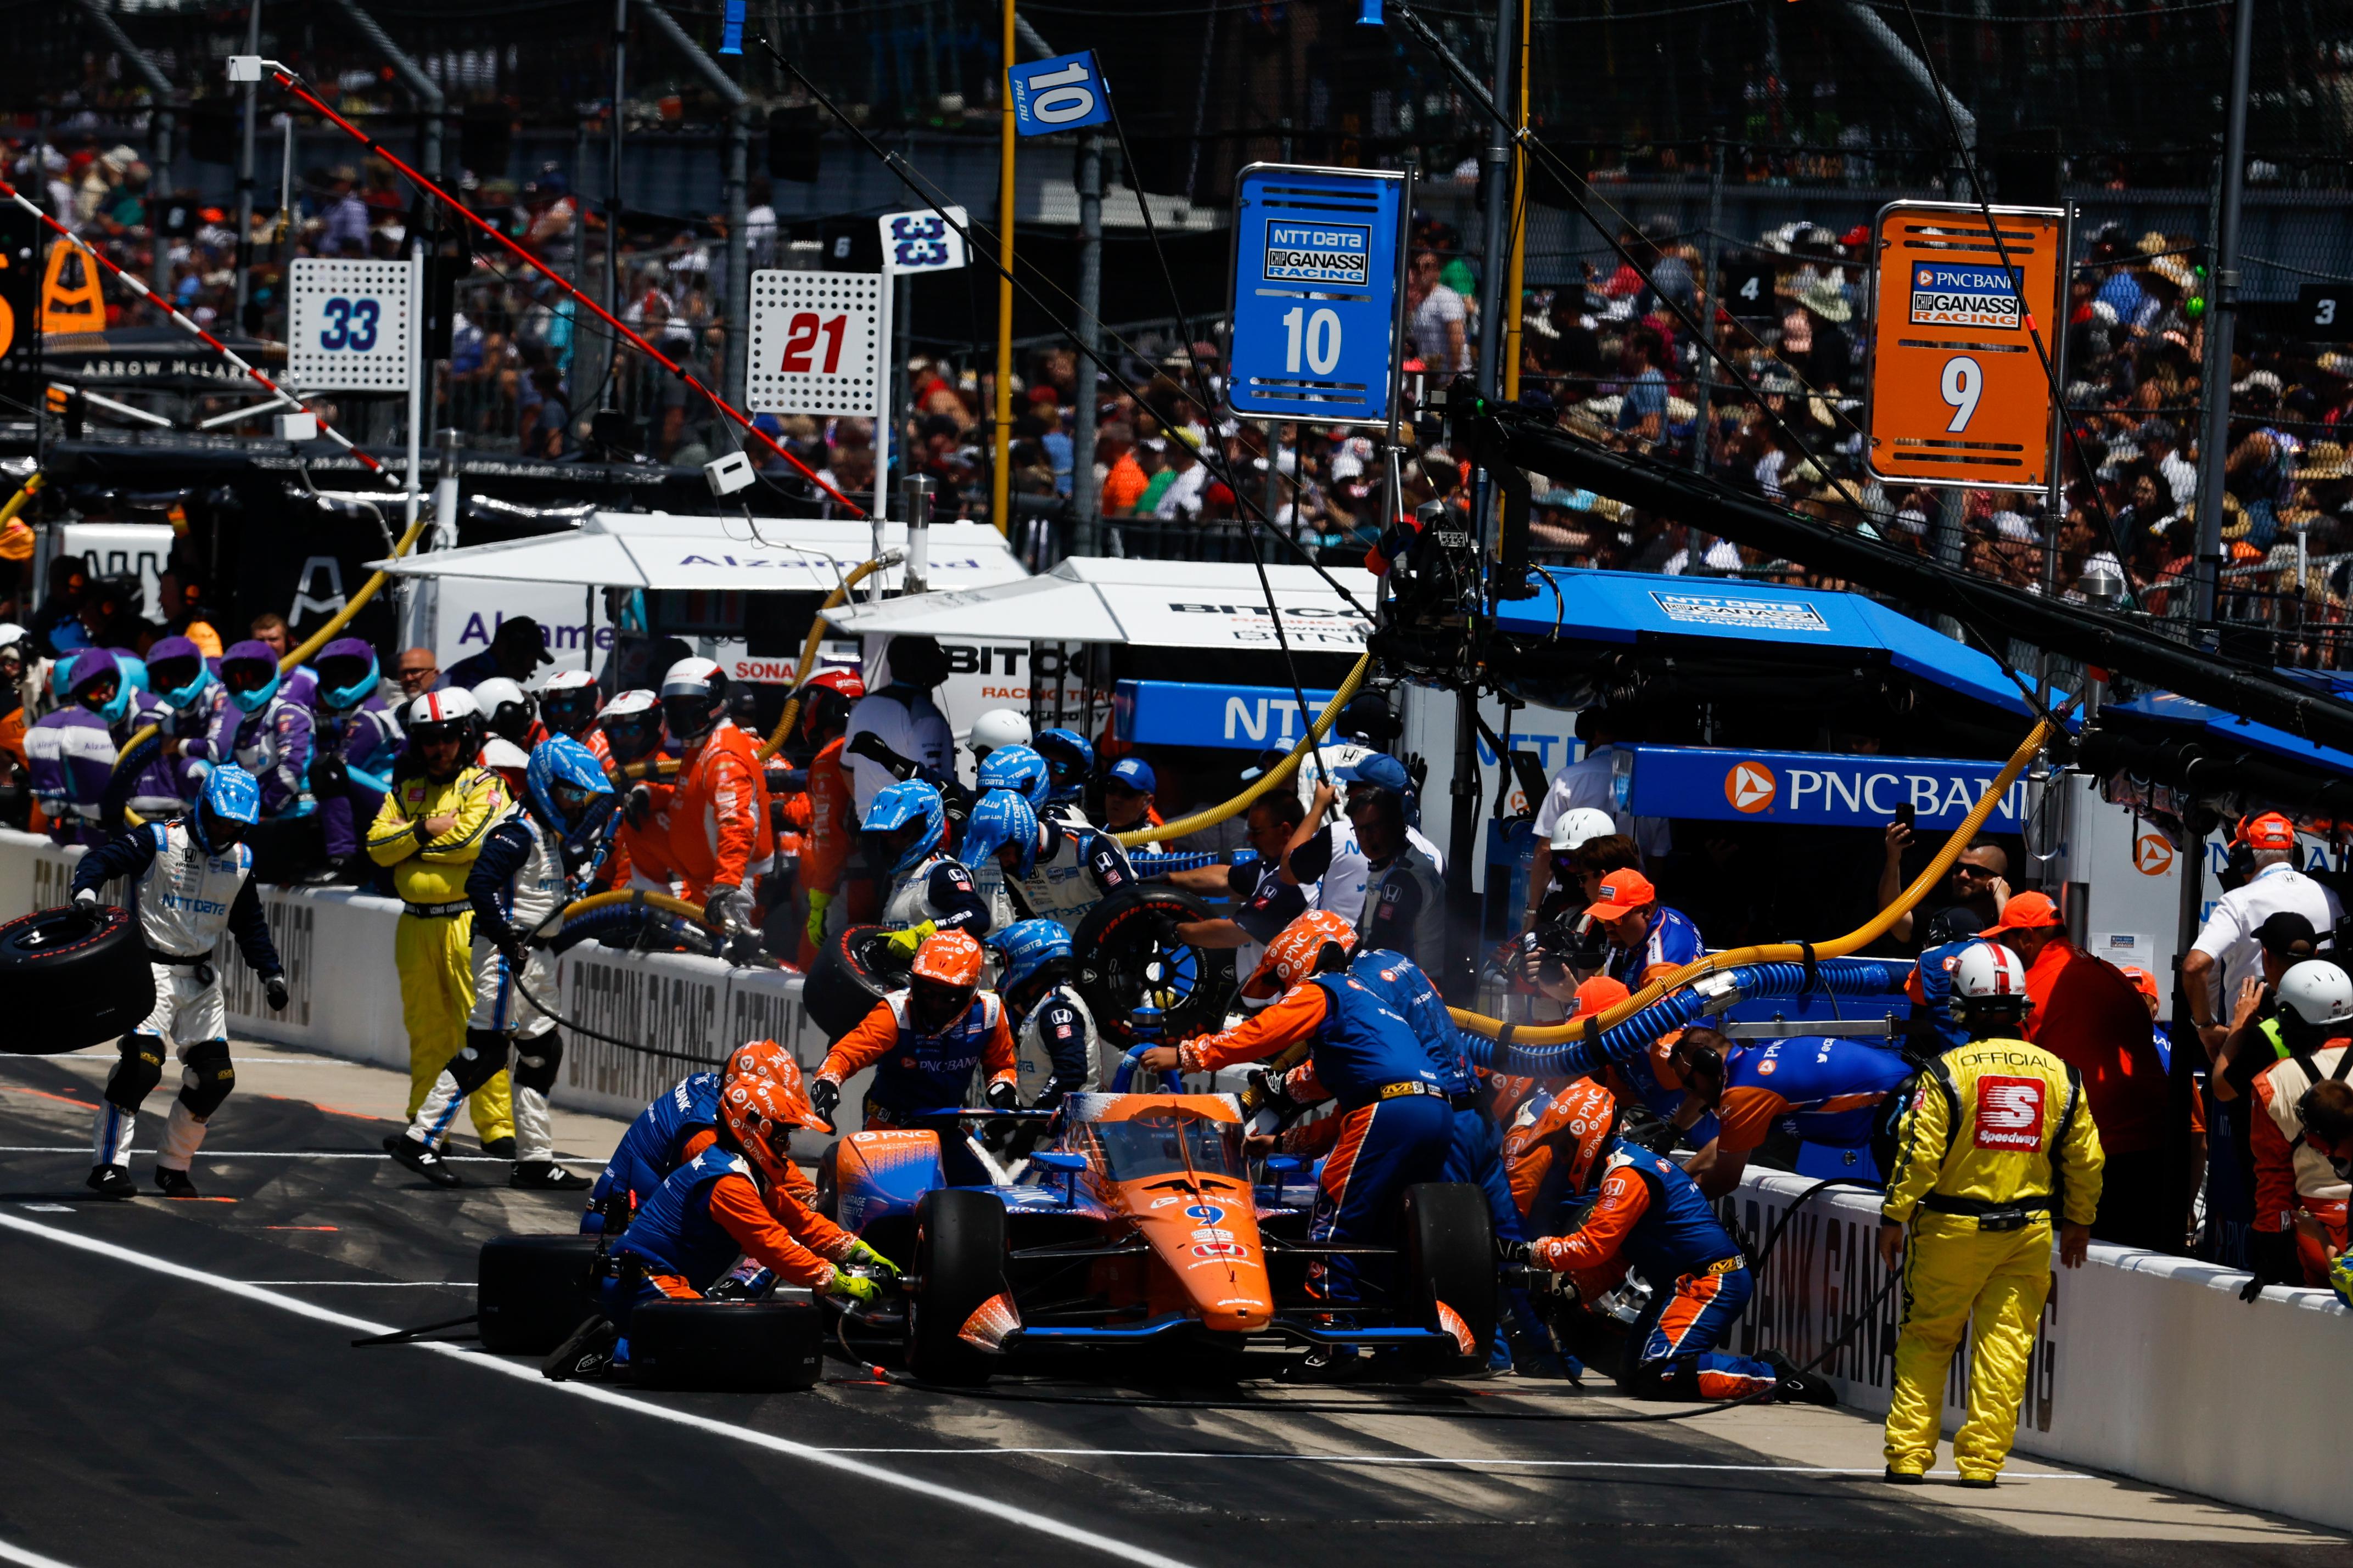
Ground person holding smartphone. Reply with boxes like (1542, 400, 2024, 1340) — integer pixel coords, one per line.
(1877, 808, 2010, 947)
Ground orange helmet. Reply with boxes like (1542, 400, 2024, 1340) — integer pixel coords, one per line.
(724, 1038, 792, 1089)
(1242, 910, 1358, 999)
(912, 929, 985, 987)
(1528, 1077, 1621, 1195)
(720, 1070, 828, 1185)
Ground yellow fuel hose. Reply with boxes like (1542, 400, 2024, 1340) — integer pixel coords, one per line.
(617, 552, 895, 782)
(1448, 717, 2057, 1043)
(559, 887, 714, 925)
(0, 469, 44, 531)
(1114, 651, 1375, 847)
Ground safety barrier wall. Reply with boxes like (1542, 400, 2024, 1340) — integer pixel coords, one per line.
(0, 829, 873, 1125)
(1727, 1171, 2353, 1531)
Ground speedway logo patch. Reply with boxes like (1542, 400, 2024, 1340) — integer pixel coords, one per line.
(1909, 264, 2025, 330)
(1263, 220, 1371, 287)
(1974, 1075, 2047, 1150)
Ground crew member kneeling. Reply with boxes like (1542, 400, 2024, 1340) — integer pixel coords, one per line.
(1878, 943, 2104, 1487)
(78, 766, 289, 1199)
(1499, 1078, 1831, 1403)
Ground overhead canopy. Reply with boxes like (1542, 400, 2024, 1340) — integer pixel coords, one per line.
(2103, 690, 2353, 778)
(1493, 567, 2048, 720)
(369, 513, 1028, 594)
(817, 557, 1376, 653)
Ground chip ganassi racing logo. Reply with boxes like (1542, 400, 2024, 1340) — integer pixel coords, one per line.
(1974, 1075, 2046, 1150)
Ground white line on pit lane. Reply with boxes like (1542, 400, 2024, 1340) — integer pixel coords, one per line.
(0, 1533, 81, 1568)
(809, 1448, 2093, 1479)
(0, 1210, 1196, 1568)
(0, 1148, 540, 1162)
(239, 1280, 472, 1286)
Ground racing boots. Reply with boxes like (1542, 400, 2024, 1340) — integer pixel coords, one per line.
(389, 1134, 463, 1188)
(542, 1316, 619, 1382)
(154, 1167, 200, 1198)
(85, 1165, 137, 1201)
(510, 1161, 592, 1192)
(1760, 1350, 1839, 1407)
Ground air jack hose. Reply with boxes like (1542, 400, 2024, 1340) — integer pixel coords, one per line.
(1450, 717, 2056, 1045)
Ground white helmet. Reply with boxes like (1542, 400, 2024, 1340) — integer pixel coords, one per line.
(1952, 942, 2028, 1000)
(969, 707, 1032, 759)
(1549, 806, 1617, 854)
(599, 688, 658, 720)
(406, 687, 478, 729)
(2276, 960, 2353, 1033)
(659, 656, 728, 743)
(470, 676, 534, 743)
(0, 621, 28, 655)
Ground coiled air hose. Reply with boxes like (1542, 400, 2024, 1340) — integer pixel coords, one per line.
(1449, 717, 2056, 1045)
(1462, 957, 1915, 1080)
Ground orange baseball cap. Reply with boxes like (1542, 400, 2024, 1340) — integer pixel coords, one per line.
(1584, 868, 1656, 916)
(2240, 812, 2297, 851)
(2117, 964, 2160, 1001)
(1979, 890, 2064, 937)
(1570, 976, 1632, 1017)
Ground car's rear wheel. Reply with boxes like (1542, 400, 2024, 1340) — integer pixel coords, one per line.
(804, 925, 910, 1041)
(1071, 888, 1234, 1048)
(628, 1299, 825, 1391)
(907, 1188, 1006, 1386)
(1400, 1182, 1495, 1375)
(477, 1234, 603, 1355)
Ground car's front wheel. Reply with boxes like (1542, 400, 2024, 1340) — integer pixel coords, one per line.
(906, 1188, 1007, 1386)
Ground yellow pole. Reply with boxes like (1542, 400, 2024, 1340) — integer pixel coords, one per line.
(1500, 1, 1531, 402)
(991, 0, 1018, 537)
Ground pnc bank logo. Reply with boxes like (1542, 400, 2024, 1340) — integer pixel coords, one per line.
(2134, 834, 2175, 876)
(1724, 760, 1777, 813)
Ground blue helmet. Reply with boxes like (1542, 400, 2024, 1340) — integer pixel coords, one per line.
(861, 779, 947, 875)
(220, 638, 283, 715)
(193, 763, 262, 852)
(1034, 728, 1095, 800)
(314, 636, 380, 715)
(112, 650, 148, 694)
(977, 743, 1050, 810)
(988, 917, 1073, 996)
(525, 733, 613, 827)
(961, 787, 1040, 879)
(65, 648, 132, 724)
(145, 635, 216, 713)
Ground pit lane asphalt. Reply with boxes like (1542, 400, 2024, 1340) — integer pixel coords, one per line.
(0, 1045, 2338, 1568)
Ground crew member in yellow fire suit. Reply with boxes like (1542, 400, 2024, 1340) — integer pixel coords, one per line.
(1877, 941, 2104, 1487)
(368, 689, 516, 1153)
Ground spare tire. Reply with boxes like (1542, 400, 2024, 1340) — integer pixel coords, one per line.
(0, 904, 155, 1053)
(629, 1299, 825, 1391)
(803, 924, 911, 1041)
(1071, 888, 1235, 1048)
(477, 1234, 603, 1354)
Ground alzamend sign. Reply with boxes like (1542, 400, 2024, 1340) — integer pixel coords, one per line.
(1627, 745, 2029, 831)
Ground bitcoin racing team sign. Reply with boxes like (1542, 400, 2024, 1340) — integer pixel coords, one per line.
(1865, 201, 2064, 491)
(1226, 163, 1407, 426)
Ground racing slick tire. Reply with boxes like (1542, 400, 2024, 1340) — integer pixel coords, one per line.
(1400, 1182, 1496, 1375)
(0, 904, 154, 1053)
(907, 1188, 1006, 1387)
(804, 925, 910, 1041)
(629, 1299, 825, 1392)
(1071, 888, 1235, 1049)
(478, 1235, 604, 1354)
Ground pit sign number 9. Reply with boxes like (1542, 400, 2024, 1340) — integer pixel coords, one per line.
(1940, 354, 1984, 434)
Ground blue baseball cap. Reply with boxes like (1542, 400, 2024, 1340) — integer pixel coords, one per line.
(1107, 756, 1156, 794)
(1338, 752, 1409, 795)
(1239, 745, 1290, 782)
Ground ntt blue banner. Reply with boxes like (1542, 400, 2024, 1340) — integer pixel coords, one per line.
(1115, 680, 1340, 751)
(1626, 745, 2029, 831)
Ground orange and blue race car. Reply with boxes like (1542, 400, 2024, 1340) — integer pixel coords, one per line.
(816, 1073, 1495, 1385)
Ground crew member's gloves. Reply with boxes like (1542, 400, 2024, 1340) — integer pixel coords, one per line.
(71, 886, 98, 909)
(1495, 1237, 1534, 1269)
(847, 1238, 900, 1278)
(987, 1082, 1021, 1114)
(885, 919, 939, 959)
(804, 889, 833, 947)
(263, 974, 290, 1012)
(825, 1266, 881, 1305)
(1246, 1067, 1299, 1117)
(1148, 911, 1185, 948)
(623, 782, 654, 830)
(496, 933, 529, 970)
(704, 884, 752, 935)
(2243, 1230, 2300, 1300)
(810, 1078, 841, 1128)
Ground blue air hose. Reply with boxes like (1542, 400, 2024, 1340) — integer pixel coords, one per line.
(1463, 957, 1914, 1080)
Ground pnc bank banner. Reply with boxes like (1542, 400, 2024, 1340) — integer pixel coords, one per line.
(1627, 745, 2028, 830)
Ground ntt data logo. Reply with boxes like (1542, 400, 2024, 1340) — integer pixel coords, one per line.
(1724, 760, 1777, 813)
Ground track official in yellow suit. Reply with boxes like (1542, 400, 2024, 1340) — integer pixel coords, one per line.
(1878, 941, 2103, 1487)
(367, 690, 514, 1150)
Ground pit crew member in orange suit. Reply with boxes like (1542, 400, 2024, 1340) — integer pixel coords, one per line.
(657, 657, 771, 936)
(812, 929, 1019, 1187)
(791, 670, 864, 965)
(591, 689, 682, 893)
(1498, 1078, 1832, 1404)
